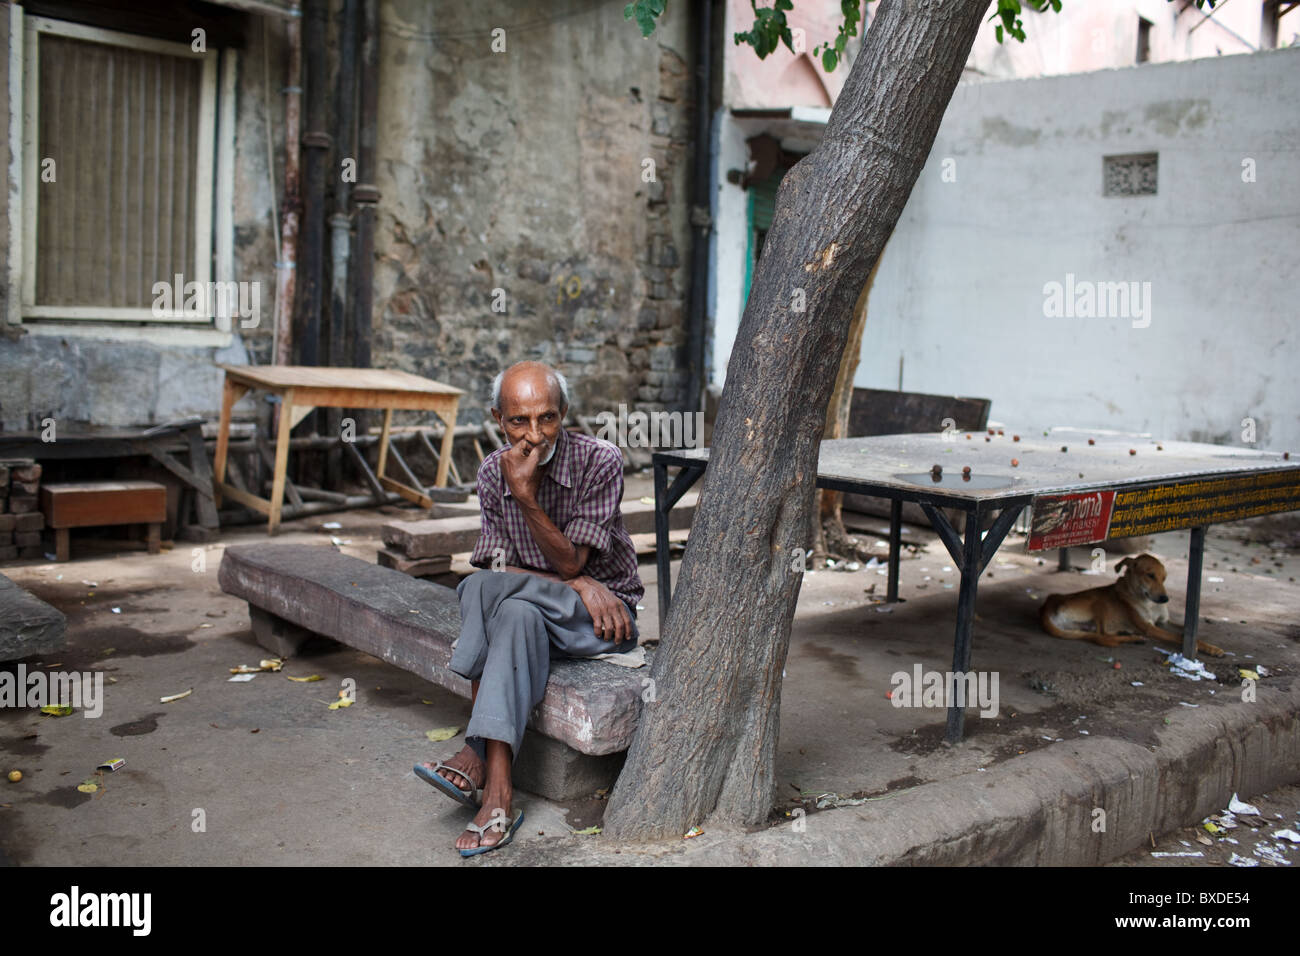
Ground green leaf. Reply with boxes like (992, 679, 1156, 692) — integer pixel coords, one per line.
(822, 48, 837, 72)
(625, 0, 660, 38)
(995, 24, 1004, 43)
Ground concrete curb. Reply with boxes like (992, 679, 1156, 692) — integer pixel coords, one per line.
(487, 679, 1300, 866)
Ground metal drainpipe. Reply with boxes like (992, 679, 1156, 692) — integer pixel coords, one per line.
(296, 0, 330, 373)
(326, 0, 360, 487)
(685, 0, 714, 414)
(352, 0, 379, 377)
(273, 4, 302, 368)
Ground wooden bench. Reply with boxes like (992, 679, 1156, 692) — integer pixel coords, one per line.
(0, 572, 67, 661)
(217, 544, 649, 800)
(40, 481, 167, 561)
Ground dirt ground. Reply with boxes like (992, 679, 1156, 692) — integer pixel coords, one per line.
(1107, 781, 1300, 867)
(2, 471, 1298, 865)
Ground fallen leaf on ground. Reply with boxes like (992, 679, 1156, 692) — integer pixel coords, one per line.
(328, 698, 353, 710)
(286, 674, 323, 682)
(77, 779, 99, 793)
(40, 705, 73, 717)
(160, 689, 192, 703)
(230, 659, 283, 675)
(572, 825, 602, 835)
(425, 727, 460, 742)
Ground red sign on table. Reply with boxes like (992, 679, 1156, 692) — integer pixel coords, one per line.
(1027, 491, 1116, 552)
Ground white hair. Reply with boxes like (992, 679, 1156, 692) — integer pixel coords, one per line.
(491, 363, 569, 414)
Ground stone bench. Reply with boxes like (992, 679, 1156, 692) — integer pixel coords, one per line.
(217, 543, 648, 799)
(0, 572, 67, 661)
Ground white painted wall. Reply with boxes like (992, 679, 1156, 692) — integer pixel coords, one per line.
(964, 0, 1295, 80)
(857, 47, 1300, 452)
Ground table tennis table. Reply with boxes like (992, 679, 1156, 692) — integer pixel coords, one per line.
(653, 432, 1299, 742)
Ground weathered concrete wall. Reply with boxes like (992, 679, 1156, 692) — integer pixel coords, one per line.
(372, 0, 694, 424)
(856, 47, 1300, 452)
(0, 0, 695, 430)
(0, 4, 280, 429)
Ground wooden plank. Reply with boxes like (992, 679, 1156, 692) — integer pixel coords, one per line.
(417, 428, 461, 487)
(217, 481, 272, 516)
(212, 376, 248, 509)
(847, 387, 991, 438)
(344, 440, 385, 501)
(184, 423, 221, 529)
(226, 456, 251, 493)
(379, 474, 434, 509)
(385, 440, 425, 493)
(134, 442, 214, 499)
(268, 388, 296, 534)
(218, 364, 465, 396)
(257, 437, 303, 511)
(376, 408, 394, 480)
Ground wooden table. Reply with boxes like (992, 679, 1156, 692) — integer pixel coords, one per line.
(213, 366, 464, 534)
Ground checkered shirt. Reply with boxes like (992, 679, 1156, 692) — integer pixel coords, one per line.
(470, 427, 644, 611)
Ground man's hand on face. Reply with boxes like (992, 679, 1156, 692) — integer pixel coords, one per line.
(570, 576, 632, 643)
(500, 437, 546, 506)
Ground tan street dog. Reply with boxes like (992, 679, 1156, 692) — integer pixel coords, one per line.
(1039, 553, 1224, 657)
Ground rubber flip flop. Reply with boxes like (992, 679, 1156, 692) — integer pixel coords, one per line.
(414, 761, 482, 810)
(459, 809, 525, 858)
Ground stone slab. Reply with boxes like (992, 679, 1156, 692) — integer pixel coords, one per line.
(0, 572, 67, 660)
(218, 543, 648, 755)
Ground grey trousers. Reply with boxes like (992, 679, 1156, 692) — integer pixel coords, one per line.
(450, 570, 639, 763)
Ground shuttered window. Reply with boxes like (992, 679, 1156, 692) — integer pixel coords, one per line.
(742, 166, 788, 308)
(21, 17, 216, 322)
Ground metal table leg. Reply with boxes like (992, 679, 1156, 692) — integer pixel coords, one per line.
(1183, 525, 1206, 658)
(887, 498, 902, 602)
(654, 459, 671, 625)
(653, 458, 707, 626)
(918, 501, 1026, 743)
(946, 510, 984, 743)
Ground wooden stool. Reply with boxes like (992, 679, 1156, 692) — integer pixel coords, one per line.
(40, 481, 167, 561)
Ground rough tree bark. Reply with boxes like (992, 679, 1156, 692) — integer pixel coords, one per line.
(813, 257, 879, 565)
(604, 0, 990, 840)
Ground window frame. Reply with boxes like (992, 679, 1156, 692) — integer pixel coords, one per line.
(9, 11, 235, 341)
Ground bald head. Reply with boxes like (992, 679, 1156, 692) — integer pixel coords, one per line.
(491, 361, 569, 418)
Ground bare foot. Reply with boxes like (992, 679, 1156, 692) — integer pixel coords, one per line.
(457, 784, 513, 852)
(419, 745, 484, 795)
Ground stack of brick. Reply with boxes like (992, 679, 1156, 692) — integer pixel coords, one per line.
(0, 459, 46, 561)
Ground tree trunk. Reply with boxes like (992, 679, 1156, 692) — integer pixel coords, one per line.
(604, 0, 989, 840)
(815, 258, 879, 563)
